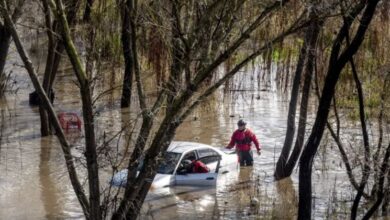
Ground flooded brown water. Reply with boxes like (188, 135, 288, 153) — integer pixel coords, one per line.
(0, 42, 388, 220)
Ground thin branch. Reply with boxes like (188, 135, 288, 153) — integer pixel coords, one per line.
(191, 0, 291, 87)
(128, 0, 147, 113)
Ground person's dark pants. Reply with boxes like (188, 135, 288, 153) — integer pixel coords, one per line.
(238, 150, 253, 166)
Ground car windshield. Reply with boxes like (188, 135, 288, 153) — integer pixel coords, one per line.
(156, 152, 182, 174)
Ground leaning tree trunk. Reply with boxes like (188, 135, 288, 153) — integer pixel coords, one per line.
(298, 1, 379, 219)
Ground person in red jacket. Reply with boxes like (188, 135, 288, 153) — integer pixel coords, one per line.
(181, 159, 210, 173)
(226, 119, 261, 166)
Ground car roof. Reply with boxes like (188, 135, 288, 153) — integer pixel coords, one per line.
(167, 141, 218, 154)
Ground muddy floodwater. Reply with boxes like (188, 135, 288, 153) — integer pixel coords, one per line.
(0, 45, 387, 220)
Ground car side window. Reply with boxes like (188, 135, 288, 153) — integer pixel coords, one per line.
(197, 148, 220, 164)
(176, 151, 197, 175)
(182, 151, 197, 161)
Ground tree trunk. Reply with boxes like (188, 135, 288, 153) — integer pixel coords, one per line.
(167, 1, 185, 108)
(48, 0, 80, 92)
(39, 0, 57, 136)
(284, 19, 321, 176)
(275, 9, 319, 180)
(48, 42, 64, 89)
(120, 0, 134, 108)
(111, 116, 177, 220)
(39, 0, 80, 135)
(53, 0, 101, 218)
(81, 85, 100, 220)
(298, 2, 378, 219)
(0, 23, 11, 97)
(0, 26, 11, 89)
(83, 0, 94, 22)
(125, 179, 152, 219)
(349, 35, 371, 220)
(123, 122, 178, 219)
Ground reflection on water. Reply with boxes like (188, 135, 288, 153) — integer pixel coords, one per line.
(275, 178, 297, 219)
(39, 138, 61, 219)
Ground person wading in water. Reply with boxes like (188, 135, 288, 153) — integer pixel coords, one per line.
(226, 119, 261, 166)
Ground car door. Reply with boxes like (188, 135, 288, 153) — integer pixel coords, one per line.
(174, 150, 218, 186)
(175, 172, 218, 186)
(196, 148, 230, 174)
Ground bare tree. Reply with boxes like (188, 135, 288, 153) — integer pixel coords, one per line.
(275, 2, 322, 179)
(298, 1, 380, 219)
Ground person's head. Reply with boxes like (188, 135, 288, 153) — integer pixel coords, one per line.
(181, 159, 193, 172)
(237, 119, 247, 131)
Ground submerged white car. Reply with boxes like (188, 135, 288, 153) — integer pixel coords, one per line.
(111, 141, 238, 187)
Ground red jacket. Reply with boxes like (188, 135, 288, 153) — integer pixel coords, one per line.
(192, 161, 209, 173)
(227, 128, 260, 152)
